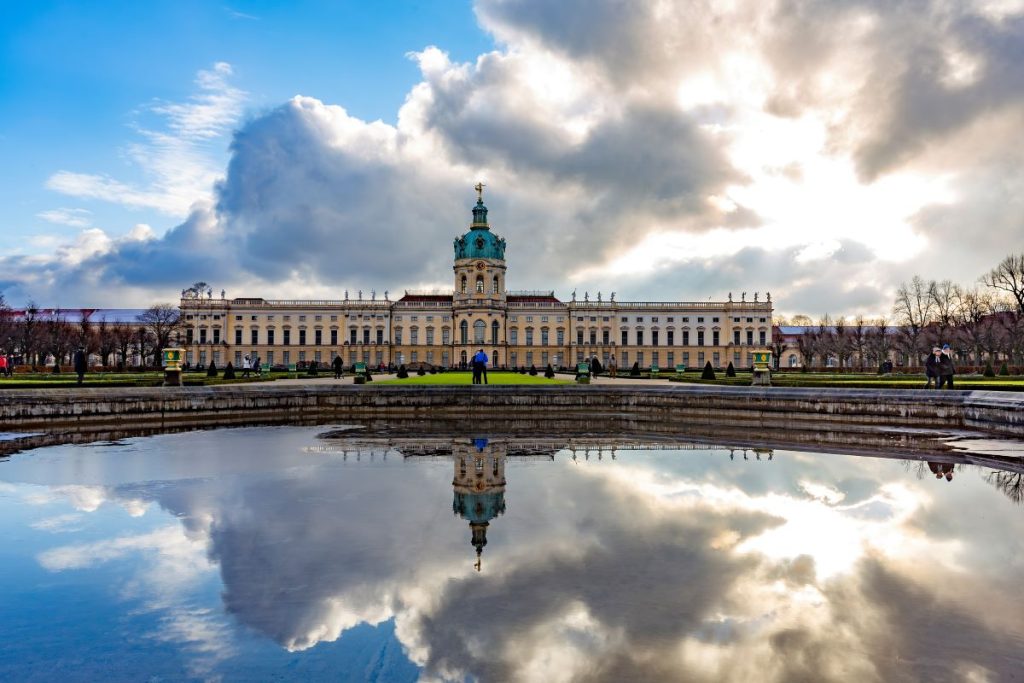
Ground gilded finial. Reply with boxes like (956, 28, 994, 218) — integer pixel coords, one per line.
(474, 181, 485, 201)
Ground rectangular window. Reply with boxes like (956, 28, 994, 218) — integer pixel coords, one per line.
(589, 331, 596, 345)
(698, 317, 705, 323)
(747, 330, 754, 345)
(577, 330, 583, 345)
(698, 351, 704, 365)
(636, 330, 644, 346)
(442, 329, 450, 344)
(734, 330, 741, 345)
(712, 317, 719, 323)
(376, 329, 384, 344)
(199, 329, 207, 344)
(683, 352, 689, 365)
(734, 351, 741, 364)
(712, 330, 719, 346)
(315, 351, 322, 362)
(682, 330, 690, 345)
(621, 330, 628, 346)
(330, 330, 338, 345)
(299, 315, 306, 322)
(602, 330, 609, 344)
(637, 351, 644, 366)
(426, 328, 435, 345)
(511, 352, 517, 367)
(541, 329, 549, 345)
(526, 351, 533, 366)
(411, 328, 419, 344)
(199, 350, 206, 366)
(213, 329, 220, 344)
(667, 352, 674, 367)
(298, 330, 306, 345)
(267, 329, 275, 345)
(697, 331, 705, 346)
(298, 351, 306, 362)
(315, 330, 322, 345)
(363, 329, 370, 344)
(652, 330, 659, 346)
(621, 317, 628, 323)
(667, 330, 674, 345)
(526, 329, 534, 346)
(186, 329, 194, 344)
(652, 317, 659, 323)
(266, 351, 274, 365)
(652, 351, 659, 367)
(510, 329, 518, 345)
(350, 329, 357, 344)
(411, 351, 418, 362)
(235, 329, 242, 345)
(234, 351, 242, 366)
(760, 330, 766, 345)
(283, 329, 291, 345)
(713, 352, 720, 367)
(557, 330, 564, 345)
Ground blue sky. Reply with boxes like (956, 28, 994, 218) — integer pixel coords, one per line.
(0, 0, 491, 254)
(1, 0, 1022, 315)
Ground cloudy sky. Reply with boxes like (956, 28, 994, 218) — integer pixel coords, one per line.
(1, 0, 1022, 317)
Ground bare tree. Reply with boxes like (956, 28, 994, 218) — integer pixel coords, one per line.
(929, 279, 961, 347)
(982, 253, 1024, 314)
(137, 304, 182, 364)
(954, 288, 997, 364)
(0, 294, 13, 354)
(865, 317, 892, 369)
(20, 302, 42, 369)
(96, 317, 117, 367)
(852, 315, 867, 371)
(985, 470, 1024, 505)
(893, 276, 935, 366)
(833, 316, 853, 370)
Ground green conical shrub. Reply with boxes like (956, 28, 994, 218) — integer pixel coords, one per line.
(983, 360, 995, 377)
(207, 361, 218, 377)
(223, 362, 236, 379)
(726, 361, 736, 377)
(998, 361, 1009, 376)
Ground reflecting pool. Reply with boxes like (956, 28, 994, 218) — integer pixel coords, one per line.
(1, 426, 1022, 682)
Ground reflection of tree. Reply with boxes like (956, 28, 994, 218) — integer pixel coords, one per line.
(984, 470, 1024, 505)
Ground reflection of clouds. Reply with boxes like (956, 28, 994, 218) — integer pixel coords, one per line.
(10, 433, 1024, 681)
(29, 513, 85, 533)
(25, 484, 107, 512)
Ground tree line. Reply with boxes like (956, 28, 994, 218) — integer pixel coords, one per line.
(777, 253, 1024, 370)
(0, 297, 182, 370)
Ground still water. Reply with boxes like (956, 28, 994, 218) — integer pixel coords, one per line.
(1, 426, 1022, 682)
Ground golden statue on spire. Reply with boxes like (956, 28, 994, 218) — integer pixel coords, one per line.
(474, 181, 485, 201)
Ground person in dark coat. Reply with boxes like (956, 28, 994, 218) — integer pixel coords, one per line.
(924, 347, 941, 388)
(73, 347, 87, 385)
(938, 344, 956, 389)
(332, 355, 344, 379)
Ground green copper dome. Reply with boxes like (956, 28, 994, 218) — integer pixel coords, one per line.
(454, 198, 506, 260)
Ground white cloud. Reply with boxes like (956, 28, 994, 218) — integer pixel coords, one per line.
(36, 207, 92, 228)
(45, 62, 246, 217)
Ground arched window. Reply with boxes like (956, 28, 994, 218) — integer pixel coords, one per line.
(492, 275, 499, 294)
(476, 275, 484, 293)
(460, 320, 469, 344)
(474, 319, 486, 344)
(491, 320, 500, 345)
(460, 275, 467, 294)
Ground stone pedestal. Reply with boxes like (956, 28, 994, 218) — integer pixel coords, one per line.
(163, 369, 182, 387)
(751, 368, 771, 386)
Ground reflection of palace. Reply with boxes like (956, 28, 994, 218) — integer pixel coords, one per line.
(452, 438, 506, 571)
(180, 185, 773, 370)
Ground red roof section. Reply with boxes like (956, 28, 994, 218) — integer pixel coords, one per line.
(507, 295, 562, 303)
(399, 294, 453, 303)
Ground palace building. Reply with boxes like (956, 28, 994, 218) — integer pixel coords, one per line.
(179, 187, 773, 370)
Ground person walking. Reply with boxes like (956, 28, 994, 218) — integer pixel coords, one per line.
(252, 355, 261, 377)
(332, 354, 344, 379)
(73, 346, 87, 385)
(241, 355, 251, 378)
(0, 353, 6, 379)
(938, 344, 956, 389)
(924, 347, 941, 388)
(472, 348, 489, 384)
(608, 355, 617, 379)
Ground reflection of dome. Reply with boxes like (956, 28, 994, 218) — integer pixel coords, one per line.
(452, 439, 507, 571)
(453, 491, 506, 523)
(454, 200, 506, 260)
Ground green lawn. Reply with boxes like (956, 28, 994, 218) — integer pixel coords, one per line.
(0, 371, 289, 389)
(376, 371, 571, 385)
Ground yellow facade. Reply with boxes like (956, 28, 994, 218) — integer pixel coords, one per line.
(179, 191, 773, 370)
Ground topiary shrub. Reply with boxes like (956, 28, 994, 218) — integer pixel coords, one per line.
(52, 362, 61, 374)
(429, 367, 437, 374)
(223, 362, 236, 379)
(544, 364, 555, 379)
(630, 362, 641, 377)
(417, 365, 426, 376)
(983, 361, 995, 377)
(701, 361, 716, 380)
(519, 367, 527, 374)
(726, 361, 736, 377)
(998, 362, 1009, 376)
(397, 364, 409, 379)
(529, 365, 538, 376)
(207, 361, 218, 377)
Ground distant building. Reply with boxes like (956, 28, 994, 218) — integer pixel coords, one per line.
(179, 188, 773, 369)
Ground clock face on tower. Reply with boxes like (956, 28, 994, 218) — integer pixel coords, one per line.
(475, 261, 486, 271)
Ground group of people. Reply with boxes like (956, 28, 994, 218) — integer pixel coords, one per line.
(925, 344, 956, 389)
(471, 349, 489, 384)
(240, 354, 262, 378)
(0, 353, 13, 377)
